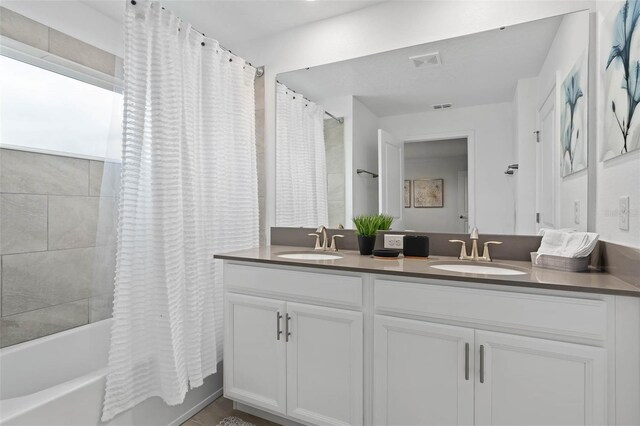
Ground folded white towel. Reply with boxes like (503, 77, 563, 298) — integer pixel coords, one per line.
(536, 230, 599, 262)
(537, 227, 577, 236)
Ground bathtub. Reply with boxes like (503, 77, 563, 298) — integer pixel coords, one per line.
(0, 319, 222, 426)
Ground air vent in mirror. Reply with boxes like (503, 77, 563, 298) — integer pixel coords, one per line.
(410, 52, 441, 68)
(432, 103, 452, 110)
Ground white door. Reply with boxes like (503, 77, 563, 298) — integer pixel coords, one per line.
(536, 88, 557, 232)
(286, 302, 363, 426)
(374, 315, 475, 426)
(457, 170, 469, 233)
(378, 129, 404, 228)
(224, 293, 287, 414)
(475, 330, 606, 426)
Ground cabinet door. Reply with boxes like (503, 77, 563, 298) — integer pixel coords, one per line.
(374, 315, 474, 426)
(224, 293, 287, 414)
(475, 330, 606, 426)
(286, 302, 363, 426)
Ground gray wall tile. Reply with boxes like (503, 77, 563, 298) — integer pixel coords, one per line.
(255, 75, 265, 111)
(89, 293, 113, 323)
(328, 173, 345, 202)
(329, 201, 346, 228)
(0, 299, 88, 348)
(0, 194, 47, 255)
(0, 149, 89, 195)
(2, 248, 94, 316)
(0, 7, 49, 51)
(89, 161, 104, 196)
(48, 196, 99, 250)
(49, 29, 116, 76)
(89, 160, 121, 197)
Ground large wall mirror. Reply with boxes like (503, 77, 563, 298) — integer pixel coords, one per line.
(276, 10, 590, 235)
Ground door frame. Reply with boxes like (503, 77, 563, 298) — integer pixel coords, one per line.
(404, 130, 476, 232)
(535, 80, 558, 233)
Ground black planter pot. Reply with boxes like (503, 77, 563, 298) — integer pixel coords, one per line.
(357, 235, 377, 255)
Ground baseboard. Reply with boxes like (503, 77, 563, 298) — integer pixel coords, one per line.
(169, 387, 223, 426)
(235, 402, 306, 426)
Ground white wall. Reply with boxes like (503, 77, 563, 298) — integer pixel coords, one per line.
(596, 1, 640, 247)
(513, 77, 539, 234)
(2, 1, 123, 57)
(351, 96, 379, 217)
(536, 11, 590, 232)
(404, 154, 467, 232)
(379, 102, 515, 235)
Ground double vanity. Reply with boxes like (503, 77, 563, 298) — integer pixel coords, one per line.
(216, 243, 640, 426)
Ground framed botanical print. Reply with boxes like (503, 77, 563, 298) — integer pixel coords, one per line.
(413, 178, 443, 208)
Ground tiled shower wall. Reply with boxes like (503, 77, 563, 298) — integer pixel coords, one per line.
(325, 118, 345, 228)
(0, 148, 119, 347)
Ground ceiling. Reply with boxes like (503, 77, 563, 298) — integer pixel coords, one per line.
(278, 13, 566, 117)
(81, 0, 383, 47)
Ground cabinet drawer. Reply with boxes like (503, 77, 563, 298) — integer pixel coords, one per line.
(225, 262, 363, 308)
(375, 279, 608, 341)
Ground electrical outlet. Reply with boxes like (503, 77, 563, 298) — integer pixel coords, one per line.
(384, 234, 404, 249)
(619, 196, 630, 230)
(574, 200, 580, 224)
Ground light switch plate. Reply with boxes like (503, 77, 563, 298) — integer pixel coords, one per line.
(619, 196, 630, 231)
(384, 234, 404, 249)
(574, 200, 580, 224)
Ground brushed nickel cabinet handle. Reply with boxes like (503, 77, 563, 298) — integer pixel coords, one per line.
(479, 344, 485, 384)
(276, 312, 282, 340)
(285, 313, 291, 342)
(465, 342, 470, 381)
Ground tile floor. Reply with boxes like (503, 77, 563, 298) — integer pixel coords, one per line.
(182, 397, 279, 426)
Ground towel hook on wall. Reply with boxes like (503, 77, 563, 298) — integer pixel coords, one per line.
(357, 169, 379, 178)
(504, 163, 519, 175)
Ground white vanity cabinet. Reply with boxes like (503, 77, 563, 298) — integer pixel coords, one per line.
(221, 259, 640, 426)
(373, 316, 475, 425)
(373, 314, 606, 426)
(374, 278, 608, 426)
(474, 330, 605, 426)
(224, 293, 287, 415)
(223, 263, 364, 426)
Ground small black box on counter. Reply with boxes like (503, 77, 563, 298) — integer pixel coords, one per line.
(403, 235, 429, 258)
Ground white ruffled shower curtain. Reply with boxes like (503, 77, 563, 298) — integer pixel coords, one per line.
(102, 1, 258, 420)
(275, 83, 329, 227)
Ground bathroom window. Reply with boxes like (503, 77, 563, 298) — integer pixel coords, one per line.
(0, 53, 122, 347)
(0, 54, 123, 160)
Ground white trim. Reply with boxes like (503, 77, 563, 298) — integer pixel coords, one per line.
(403, 130, 477, 231)
(0, 35, 123, 93)
(168, 388, 223, 426)
(0, 144, 121, 163)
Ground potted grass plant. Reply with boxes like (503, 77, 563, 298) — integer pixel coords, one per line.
(352, 214, 394, 255)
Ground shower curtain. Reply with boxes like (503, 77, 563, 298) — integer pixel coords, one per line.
(102, 0, 258, 420)
(276, 83, 329, 227)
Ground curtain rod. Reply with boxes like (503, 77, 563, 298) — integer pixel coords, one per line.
(277, 81, 344, 124)
(129, 0, 264, 79)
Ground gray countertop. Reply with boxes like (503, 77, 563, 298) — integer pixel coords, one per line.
(215, 245, 640, 297)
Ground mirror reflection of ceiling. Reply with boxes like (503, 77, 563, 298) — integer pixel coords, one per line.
(278, 15, 563, 117)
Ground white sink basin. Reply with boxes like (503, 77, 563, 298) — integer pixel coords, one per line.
(277, 252, 343, 261)
(430, 263, 527, 276)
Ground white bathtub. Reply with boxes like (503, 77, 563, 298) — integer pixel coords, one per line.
(0, 319, 222, 426)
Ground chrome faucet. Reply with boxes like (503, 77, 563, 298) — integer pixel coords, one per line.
(449, 227, 502, 261)
(309, 226, 344, 252)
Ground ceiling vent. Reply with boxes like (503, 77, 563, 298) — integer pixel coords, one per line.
(432, 103, 452, 110)
(410, 52, 441, 68)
